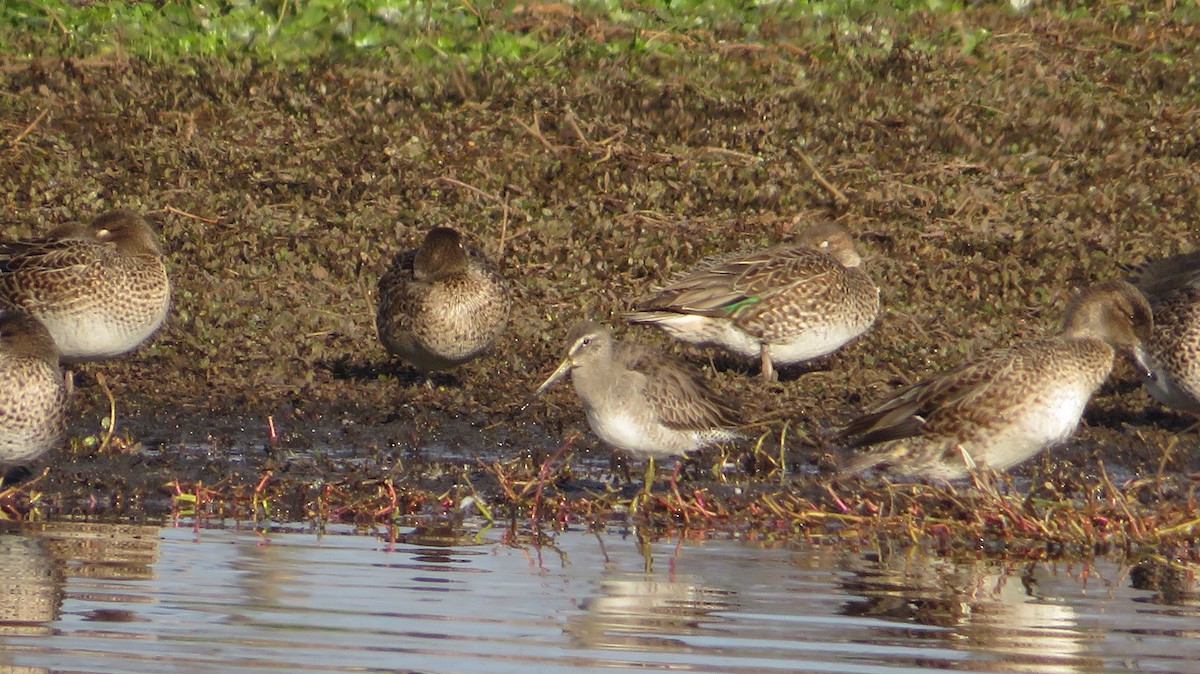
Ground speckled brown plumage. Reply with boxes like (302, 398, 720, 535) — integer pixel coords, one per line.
(625, 222, 879, 380)
(533, 321, 744, 461)
(0, 209, 170, 363)
(840, 280, 1153, 481)
(1133, 251, 1200, 413)
(376, 227, 510, 373)
(0, 310, 67, 464)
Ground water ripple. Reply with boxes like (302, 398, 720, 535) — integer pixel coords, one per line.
(0, 522, 1195, 673)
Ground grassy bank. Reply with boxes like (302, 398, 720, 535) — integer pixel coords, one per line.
(6, 0, 1188, 63)
(5, 0, 909, 60)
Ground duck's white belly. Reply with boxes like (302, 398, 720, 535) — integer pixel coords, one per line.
(972, 383, 1093, 473)
(644, 313, 872, 364)
(769, 321, 868, 363)
(649, 314, 761, 358)
(44, 309, 166, 362)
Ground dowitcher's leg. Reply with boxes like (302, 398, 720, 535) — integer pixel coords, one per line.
(642, 456, 657, 495)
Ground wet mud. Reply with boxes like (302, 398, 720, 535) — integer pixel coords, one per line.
(2, 8, 1200, 551)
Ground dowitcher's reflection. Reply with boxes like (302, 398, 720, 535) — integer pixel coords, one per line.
(568, 574, 735, 651)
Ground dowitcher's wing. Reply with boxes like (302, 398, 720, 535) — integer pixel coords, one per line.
(622, 344, 744, 431)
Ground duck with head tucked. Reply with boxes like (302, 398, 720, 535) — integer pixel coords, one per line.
(0, 209, 170, 363)
(839, 280, 1153, 481)
(0, 310, 67, 468)
(625, 222, 879, 381)
(376, 226, 511, 378)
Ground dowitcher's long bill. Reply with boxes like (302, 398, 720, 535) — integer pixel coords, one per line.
(625, 222, 879, 381)
(376, 226, 510, 375)
(838, 280, 1152, 481)
(0, 209, 170, 363)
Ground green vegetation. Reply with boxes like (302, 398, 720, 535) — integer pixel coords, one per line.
(4, 0, 1193, 67)
(2, 0, 975, 62)
(6, 0, 1195, 65)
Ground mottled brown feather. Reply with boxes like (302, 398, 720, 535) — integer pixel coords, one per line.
(626, 224, 879, 380)
(635, 246, 851, 320)
(1131, 250, 1200, 300)
(0, 210, 170, 362)
(839, 281, 1151, 479)
(0, 309, 66, 463)
(376, 227, 510, 373)
(617, 342, 745, 431)
(1133, 252, 1200, 412)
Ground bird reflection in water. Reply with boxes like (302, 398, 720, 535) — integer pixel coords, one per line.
(0, 533, 61, 637)
(567, 573, 735, 652)
(1130, 558, 1200, 607)
(840, 548, 1101, 673)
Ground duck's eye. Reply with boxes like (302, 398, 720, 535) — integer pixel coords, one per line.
(580, 337, 592, 347)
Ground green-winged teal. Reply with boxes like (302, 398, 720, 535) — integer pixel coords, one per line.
(1130, 251, 1200, 413)
(625, 222, 879, 381)
(839, 280, 1153, 481)
(376, 227, 510, 374)
(533, 321, 743, 484)
(0, 209, 170, 363)
(0, 310, 67, 465)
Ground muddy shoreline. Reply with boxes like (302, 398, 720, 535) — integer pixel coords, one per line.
(2, 9, 1200, 552)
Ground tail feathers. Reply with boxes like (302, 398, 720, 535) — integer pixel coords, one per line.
(840, 441, 919, 477)
(1127, 251, 1200, 299)
(840, 450, 892, 476)
(623, 310, 675, 324)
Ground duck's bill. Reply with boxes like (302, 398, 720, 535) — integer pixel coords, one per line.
(1128, 344, 1156, 382)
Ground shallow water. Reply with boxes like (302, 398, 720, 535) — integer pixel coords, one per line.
(0, 521, 1198, 673)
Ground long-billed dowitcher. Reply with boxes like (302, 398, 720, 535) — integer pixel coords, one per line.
(0, 209, 171, 363)
(839, 280, 1153, 481)
(532, 321, 744, 487)
(0, 310, 67, 466)
(1130, 251, 1200, 414)
(625, 222, 879, 381)
(376, 227, 510, 375)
